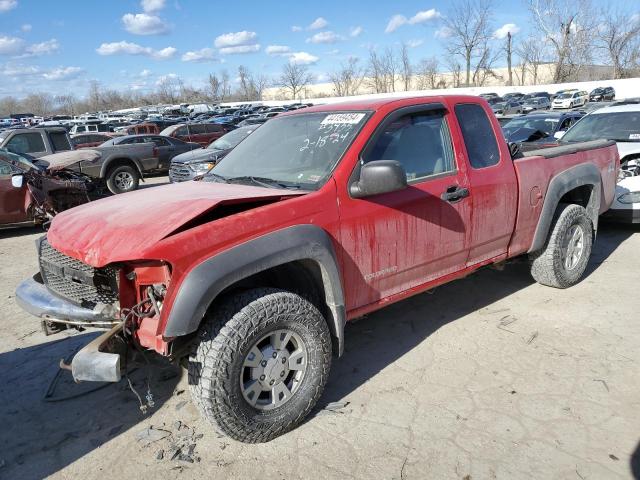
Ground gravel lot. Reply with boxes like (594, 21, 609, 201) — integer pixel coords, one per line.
(1, 177, 639, 479)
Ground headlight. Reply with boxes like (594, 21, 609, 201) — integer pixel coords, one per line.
(190, 162, 215, 174)
(618, 191, 640, 204)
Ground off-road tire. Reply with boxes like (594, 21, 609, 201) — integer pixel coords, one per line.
(530, 203, 593, 288)
(188, 288, 332, 443)
(106, 164, 139, 194)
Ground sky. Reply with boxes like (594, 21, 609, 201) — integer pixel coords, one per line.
(0, 0, 635, 98)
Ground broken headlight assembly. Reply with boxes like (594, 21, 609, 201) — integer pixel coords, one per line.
(190, 161, 216, 174)
(617, 191, 640, 204)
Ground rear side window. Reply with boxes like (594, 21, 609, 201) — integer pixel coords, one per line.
(455, 104, 500, 169)
(206, 124, 222, 133)
(50, 131, 71, 151)
(6, 133, 46, 154)
(190, 124, 206, 134)
(175, 127, 188, 136)
(364, 110, 455, 181)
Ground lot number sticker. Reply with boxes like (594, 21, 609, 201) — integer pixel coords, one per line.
(321, 113, 366, 125)
(629, 133, 640, 140)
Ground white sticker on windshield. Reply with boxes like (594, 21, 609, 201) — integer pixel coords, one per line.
(629, 133, 640, 140)
(321, 113, 366, 125)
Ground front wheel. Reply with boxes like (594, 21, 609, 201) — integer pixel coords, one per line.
(106, 165, 139, 194)
(530, 203, 593, 288)
(188, 288, 332, 443)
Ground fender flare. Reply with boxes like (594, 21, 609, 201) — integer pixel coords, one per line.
(164, 224, 347, 355)
(529, 163, 601, 253)
(99, 157, 145, 179)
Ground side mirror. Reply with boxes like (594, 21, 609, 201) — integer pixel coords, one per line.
(553, 131, 566, 140)
(11, 174, 23, 188)
(350, 160, 408, 198)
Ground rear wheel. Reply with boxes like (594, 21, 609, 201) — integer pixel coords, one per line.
(188, 288, 332, 443)
(530, 203, 593, 288)
(106, 164, 139, 194)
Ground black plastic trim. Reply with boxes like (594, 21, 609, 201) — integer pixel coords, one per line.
(164, 224, 347, 355)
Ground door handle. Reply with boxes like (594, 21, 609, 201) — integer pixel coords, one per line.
(441, 185, 470, 202)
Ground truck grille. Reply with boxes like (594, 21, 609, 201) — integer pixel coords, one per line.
(169, 163, 195, 182)
(38, 238, 119, 310)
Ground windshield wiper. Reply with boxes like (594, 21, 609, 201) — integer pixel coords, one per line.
(226, 176, 301, 190)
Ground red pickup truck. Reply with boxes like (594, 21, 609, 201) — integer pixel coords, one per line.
(16, 95, 618, 443)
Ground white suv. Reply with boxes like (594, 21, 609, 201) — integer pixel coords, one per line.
(552, 90, 588, 109)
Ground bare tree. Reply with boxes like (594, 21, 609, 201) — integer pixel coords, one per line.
(0, 96, 20, 117)
(366, 47, 399, 93)
(329, 57, 364, 97)
(516, 37, 546, 85)
(415, 57, 442, 90)
(207, 73, 222, 102)
(220, 70, 232, 101)
(156, 75, 183, 104)
(506, 32, 513, 86)
(279, 63, 313, 100)
(55, 94, 77, 115)
(528, 0, 596, 82)
(442, 0, 494, 86)
(23, 93, 54, 117)
(444, 57, 463, 87)
(400, 43, 412, 91)
(472, 45, 501, 86)
(595, 7, 640, 78)
(87, 80, 102, 112)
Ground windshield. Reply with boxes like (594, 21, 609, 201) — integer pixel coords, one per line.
(557, 92, 574, 99)
(209, 111, 369, 189)
(208, 127, 256, 151)
(0, 147, 36, 171)
(503, 117, 559, 135)
(561, 111, 640, 143)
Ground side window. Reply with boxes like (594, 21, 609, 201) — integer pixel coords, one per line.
(190, 124, 206, 135)
(363, 110, 455, 181)
(151, 137, 170, 146)
(175, 127, 188, 136)
(0, 159, 14, 176)
(206, 124, 222, 133)
(50, 131, 71, 151)
(455, 103, 500, 169)
(6, 133, 46, 154)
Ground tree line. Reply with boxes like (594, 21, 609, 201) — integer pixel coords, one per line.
(1, 0, 638, 117)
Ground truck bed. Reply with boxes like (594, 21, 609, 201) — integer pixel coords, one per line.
(508, 139, 618, 257)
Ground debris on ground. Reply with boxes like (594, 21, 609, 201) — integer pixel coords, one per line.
(135, 426, 171, 447)
(594, 379, 610, 392)
(526, 331, 539, 344)
(497, 315, 517, 333)
(139, 421, 203, 464)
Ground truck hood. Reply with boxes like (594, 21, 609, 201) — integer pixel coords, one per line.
(39, 149, 101, 171)
(47, 181, 306, 267)
(171, 148, 227, 165)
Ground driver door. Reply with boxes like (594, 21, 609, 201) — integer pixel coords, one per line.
(0, 160, 30, 224)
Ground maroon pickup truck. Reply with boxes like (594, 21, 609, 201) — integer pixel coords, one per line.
(16, 95, 618, 443)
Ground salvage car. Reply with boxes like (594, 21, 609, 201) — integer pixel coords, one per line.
(169, 125, 259, 182)
(99, 134, 200, 171)
(71, 133, 115, 149)
(16, 95, 618, 444)
(520, 97, 551, 113)
(555, 104, 640, 223)
(160, 123, 234, 147)
(552, 90, 588, 109)
(589, 87, 615, 102)
(0, 148, 90, 227)
(492, 100, 523, 115)
(502, 111, 584, 146)
(0, 127, 72, 158)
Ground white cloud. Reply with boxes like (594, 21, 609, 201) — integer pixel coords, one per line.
(308, 17, 328, 30)
(0, 0, 17, 12)
(434, 26, 453, 39)
(306, 31, 344, 44)
(406, 39, 424, 48)
(181, 47, 216, 62)
(122, 13, 170, 35)
(218, 44, 260, 54)
(0, 35, 25, 55)
(494, 23, 520, 39)
(409, 9, 441, 24)
(289, 51, 319, 65)
(291, 25, 302, 32)
(42, 66, 83, 80)
(24, 39, 59, 56)
(385, 15, 407, 34)
(214, 30, 257, 48)
(20, 24, 31, 32)
(266, 45, 291, 55)
(96, 41, 176, 59)
(0, 63, 39, 76)
(139, 69, 152, 77)
(386, 9, 441, 33)
(141, 0, 165, 12)
(350, 26, 363, 37)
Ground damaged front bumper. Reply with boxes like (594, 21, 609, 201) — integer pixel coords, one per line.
(16, 275, 125, 382)
(15, 274, 119, 326)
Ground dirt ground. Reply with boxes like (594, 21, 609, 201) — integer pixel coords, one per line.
(1, 176, 639, 479)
